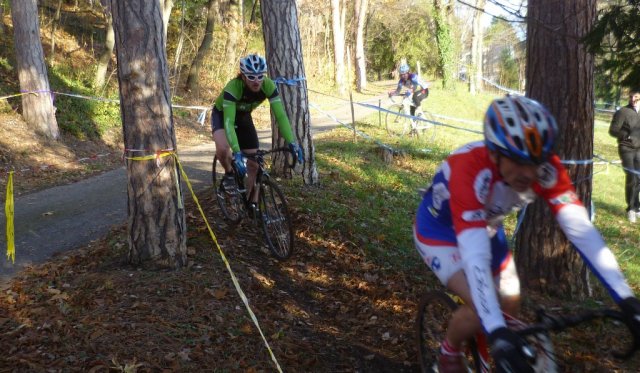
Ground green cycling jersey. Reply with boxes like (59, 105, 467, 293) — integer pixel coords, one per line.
(213, 76, 294, 152)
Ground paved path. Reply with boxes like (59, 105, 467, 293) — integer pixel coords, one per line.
(0, 91, 388, 284)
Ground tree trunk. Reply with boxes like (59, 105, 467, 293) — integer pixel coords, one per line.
(50, 0, 63, 59)
(515, 0, 597, 298)
(330, 0, 346, 95)
(10, 0, 59, 140)
(0, 4, 5, 35)
(469, 0, 485, 94)
(110, 0, 187, 268)
(433, 0, 455, 89)
(261, 0, 319, 185)
(354, 0, 368, 92)
(95, 1, 115, 88)
(160, 0, 173, 43)
(185, 0, 218, 93)
(224, 0, 240, 71)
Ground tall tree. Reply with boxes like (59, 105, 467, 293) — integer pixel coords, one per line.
(109, 0, 187, 268)
(330, 0, 347, 95)
(262, 0, 319, 185)
(95, 0, 115, 88)
(185, 0, 219, 93)
(10, 0, 59, 140)
(515, 0, 597, 298)
(433, 0, 455, 89)
(584, 1, 640, 90)
(223, 0, 240, 70)
(469, 0, 485, 94)
(160, 0, 174, 43)
(354, 0, 368, 92)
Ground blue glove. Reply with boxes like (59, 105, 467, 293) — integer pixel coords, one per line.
(288, 143, 303, 164)
(233, 152, 246, 177)
(489, 327, 534, 373)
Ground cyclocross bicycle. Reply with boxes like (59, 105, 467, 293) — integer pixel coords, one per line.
(385, 95, 436, 141)
(212, 147, 295, 260)
(416, 290, 639, 372)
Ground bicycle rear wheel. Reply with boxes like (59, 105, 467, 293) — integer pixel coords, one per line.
(416, 291, 481, 373)
(385, 104, 410, 136)
(212, 155, 243, 225)
(258, 178, 294, 260)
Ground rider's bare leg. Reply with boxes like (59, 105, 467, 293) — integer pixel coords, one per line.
(244, 149, 259, 204)
(213, 129, 232, 173)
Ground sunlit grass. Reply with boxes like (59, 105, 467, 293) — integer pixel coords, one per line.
(285, 84, 640, 290)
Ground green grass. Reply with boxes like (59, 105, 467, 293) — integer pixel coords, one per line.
(285, 81, 640, 292)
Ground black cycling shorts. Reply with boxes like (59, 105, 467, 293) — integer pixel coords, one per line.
(211, 107, 259, 150)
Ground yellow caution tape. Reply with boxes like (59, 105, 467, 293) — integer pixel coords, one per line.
(174, 156, 283, 373)
(126, 151, 282, 371)
(5, 171, 15, 263)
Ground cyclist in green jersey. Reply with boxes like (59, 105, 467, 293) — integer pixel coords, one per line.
(211, 54, 303, 211)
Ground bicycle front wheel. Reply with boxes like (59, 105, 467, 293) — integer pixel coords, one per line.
(416, 291, 481, 373)
(415, 111, 437, 143)
(258, 178, 294, 260)
(385, 104, 410, 136)
(212, 155, 243, 225)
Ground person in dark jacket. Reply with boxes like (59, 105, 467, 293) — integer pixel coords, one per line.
(609, 89, 640, 222)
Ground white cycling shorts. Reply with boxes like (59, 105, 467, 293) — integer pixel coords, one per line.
(413, 227, 520, 298)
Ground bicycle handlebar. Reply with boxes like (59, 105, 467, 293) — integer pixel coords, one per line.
(517, 307, 640, 360)
(241, 147, 296, 169)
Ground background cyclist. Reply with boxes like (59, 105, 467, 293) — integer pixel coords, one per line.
(211, 53, 303, 212)
(387, 62, 430, 118)
(413, 95, 640, 372)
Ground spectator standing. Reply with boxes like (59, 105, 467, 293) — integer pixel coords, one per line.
(609, 89, 640, 223)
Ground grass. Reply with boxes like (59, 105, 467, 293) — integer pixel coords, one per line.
(284, 80, 640, 292)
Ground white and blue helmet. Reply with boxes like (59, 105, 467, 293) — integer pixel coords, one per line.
(484, 95, 558, 165)
(240, 54, 267, 75)
(399, 63, 410, 74)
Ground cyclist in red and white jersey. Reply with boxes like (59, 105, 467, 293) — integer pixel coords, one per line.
(413, 95, 640, 372)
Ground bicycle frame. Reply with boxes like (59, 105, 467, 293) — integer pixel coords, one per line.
(417, 290, 639, 373)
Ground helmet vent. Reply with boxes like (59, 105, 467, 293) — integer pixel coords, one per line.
(513, 136, 524, 150)
(514, 100, 529, 122)
(506, 117, 515, 127)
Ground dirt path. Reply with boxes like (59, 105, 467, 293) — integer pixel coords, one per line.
(0, 91, 390, 285)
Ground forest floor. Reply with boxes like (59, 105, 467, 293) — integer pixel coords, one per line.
(1, 109, 640, 372)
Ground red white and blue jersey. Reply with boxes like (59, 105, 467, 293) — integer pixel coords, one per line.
(415, 141, 634, 333)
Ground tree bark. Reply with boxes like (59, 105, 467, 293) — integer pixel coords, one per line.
(223, 0, 240, 71)
(95, 1, 115, 88)
(354, 0, 368, 92)
(50, 0, 63, 59)
(515, 0, 597, 298)
(185, 0, 218, 93)
(160, 0, 173, 43)
(10, 0, 59, 140)
(469, 0, 485, 94)
(330, 0, 346, 95)
(433, 0, 455, 89)
(110, 0, 187, 268)
(261, 0, 319, 185)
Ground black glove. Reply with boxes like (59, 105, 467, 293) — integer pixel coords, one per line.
(619, 297, 640, 338)
(489, 327, 534, 373)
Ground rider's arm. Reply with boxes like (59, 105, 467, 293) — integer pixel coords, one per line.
(457, 228, 506, 333)
(539, 156, 635, 302)
(263, 79, 295, 144)
(221, 79, 242, 153)
(609, 108, 629, 139)
(449, 153, 507, 334)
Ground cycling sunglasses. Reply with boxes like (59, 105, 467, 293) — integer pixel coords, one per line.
(244, 74, 265, 82)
